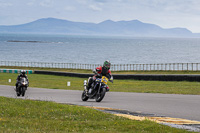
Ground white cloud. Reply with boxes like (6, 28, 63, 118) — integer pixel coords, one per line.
(39, 0, 54, 7)
(75, 0, 87, 4)
(0, 2, 12, 7)
(89, 5, 102, 11)
(27, 0, 36, 6)
(64, 6, 75, 11)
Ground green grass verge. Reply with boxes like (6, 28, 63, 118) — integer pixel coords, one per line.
(1, 66, 200, 74)
(1, 73, 200, 95)
(0, 96, 193, 132)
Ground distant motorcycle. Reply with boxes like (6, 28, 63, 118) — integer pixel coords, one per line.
(16, 77, 28, 97)
(81, 75, 113, 102)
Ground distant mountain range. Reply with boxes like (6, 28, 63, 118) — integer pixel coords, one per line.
(0, 18, 199, 38)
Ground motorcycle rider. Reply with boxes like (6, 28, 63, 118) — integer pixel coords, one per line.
(15, 70, 29, 90)
(86, 60, 113, 93)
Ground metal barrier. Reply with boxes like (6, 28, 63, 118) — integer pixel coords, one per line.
(0, 61, 200, 71)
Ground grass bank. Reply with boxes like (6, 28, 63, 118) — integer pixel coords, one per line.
(1, 73, 200, 95)
(0, 96, 192, 132)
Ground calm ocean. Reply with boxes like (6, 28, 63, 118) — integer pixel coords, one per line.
(0, 33, 200, 64)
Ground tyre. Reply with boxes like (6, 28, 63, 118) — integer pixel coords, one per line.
(95, 88, 106, 102)
(81, 90, 89, 101)
(17, 92, 20, 96)
(16, 87, 21, 96)
(21, 87, 26, 97)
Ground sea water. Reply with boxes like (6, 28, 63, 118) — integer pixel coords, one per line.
(0, 33, 200, 64)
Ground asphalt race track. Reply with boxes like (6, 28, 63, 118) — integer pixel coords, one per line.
(0, 85, 200, 122)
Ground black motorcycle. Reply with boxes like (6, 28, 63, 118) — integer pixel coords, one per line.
(16, 77, 28, 97)
(81, 75, 113, 102)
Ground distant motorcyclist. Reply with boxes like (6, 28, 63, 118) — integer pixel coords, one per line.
(15, 70, 29, 89)
(86, 60, 113, 93)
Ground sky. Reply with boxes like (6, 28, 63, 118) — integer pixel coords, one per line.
(0, 0, 200, 33)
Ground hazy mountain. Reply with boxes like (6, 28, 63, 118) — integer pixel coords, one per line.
(0, 18, 198, 37)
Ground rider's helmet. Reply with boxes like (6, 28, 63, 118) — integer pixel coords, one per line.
(20, 70, 26, 76)
(103, 60, 111, 70)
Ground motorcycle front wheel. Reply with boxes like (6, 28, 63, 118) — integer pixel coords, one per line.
(21, 87, 26, 97)
(81, 90, 89, 101)
(16, 87, 20, 96)
(16, 91, 20, 96)
(95, 87, 106, 102)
